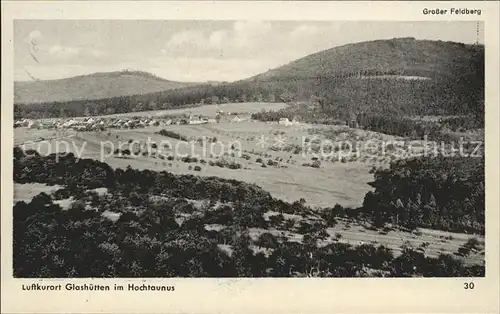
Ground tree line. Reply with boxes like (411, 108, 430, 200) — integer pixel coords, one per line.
(361, 156, 484, 234)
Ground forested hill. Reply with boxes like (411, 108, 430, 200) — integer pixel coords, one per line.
(14, 71, 197, 104)
(240, 37, 484, 119)
(14, 38, 484, 120)
(248, 37, 482, 81)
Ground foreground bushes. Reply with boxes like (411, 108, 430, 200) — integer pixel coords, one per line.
(13, 195, 484, 278)
(12, 148, 485, 277)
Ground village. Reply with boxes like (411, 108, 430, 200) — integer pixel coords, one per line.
(13, 104, 301, 132)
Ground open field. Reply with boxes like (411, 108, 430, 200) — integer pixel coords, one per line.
(16, 119, 378, 208)
(14, 103, 454, 208)
(17, 103, 421, 209)
(13, 129, 76, 146)
(14, 183, 62, 203)
(89, 102, 288, 119)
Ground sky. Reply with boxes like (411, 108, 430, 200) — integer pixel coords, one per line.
(14, 20, 484, 82)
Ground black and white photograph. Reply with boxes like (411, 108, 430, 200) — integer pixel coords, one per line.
(10, 18, 488, 279)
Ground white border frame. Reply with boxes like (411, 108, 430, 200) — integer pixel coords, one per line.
(2, 2, 499, 313)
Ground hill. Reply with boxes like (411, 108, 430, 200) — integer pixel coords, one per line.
(14, 70, 197, 104)
(248, 37, 481, 81)
(241, 37, 484, 118)
(14, 38, 484, 120)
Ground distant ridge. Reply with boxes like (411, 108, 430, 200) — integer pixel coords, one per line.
(14, 38, 484, 119)
(14, 70, 197, 104)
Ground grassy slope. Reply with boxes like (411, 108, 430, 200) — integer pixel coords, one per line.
(14, 71, 197, 104)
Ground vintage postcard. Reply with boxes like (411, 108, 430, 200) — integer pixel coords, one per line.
(1, 1, 499, 313)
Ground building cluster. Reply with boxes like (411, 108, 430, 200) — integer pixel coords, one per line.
(14, 114, 222, 131)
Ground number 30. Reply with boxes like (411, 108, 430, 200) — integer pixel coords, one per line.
(464, 282, 475, 289)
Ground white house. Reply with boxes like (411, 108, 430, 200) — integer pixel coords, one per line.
(231, 116, 241, 123)
(279, 118, 291, 126)
(188, 115, 207, 125)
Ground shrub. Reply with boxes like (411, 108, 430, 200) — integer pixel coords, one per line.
(158, 129, 188, 141)
(267, 159, 277, 166)
(311, 160, 321, 168)
(228, 163, 242, 170)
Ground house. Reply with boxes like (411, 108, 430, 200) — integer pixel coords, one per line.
(207, 118, 217, 124)
(279, 118, 292, 126)
(189, 118, 207, 125)
(38, 121, 54, 129)
(61, 119, 76, 128)
(231, 116, 241, 123)
(187, 115, 204, 125)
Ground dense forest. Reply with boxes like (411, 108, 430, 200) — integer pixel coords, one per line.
(13, 73, 483, 121)
(361, 157, 485, 234)
(13, 148, 484, 277)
